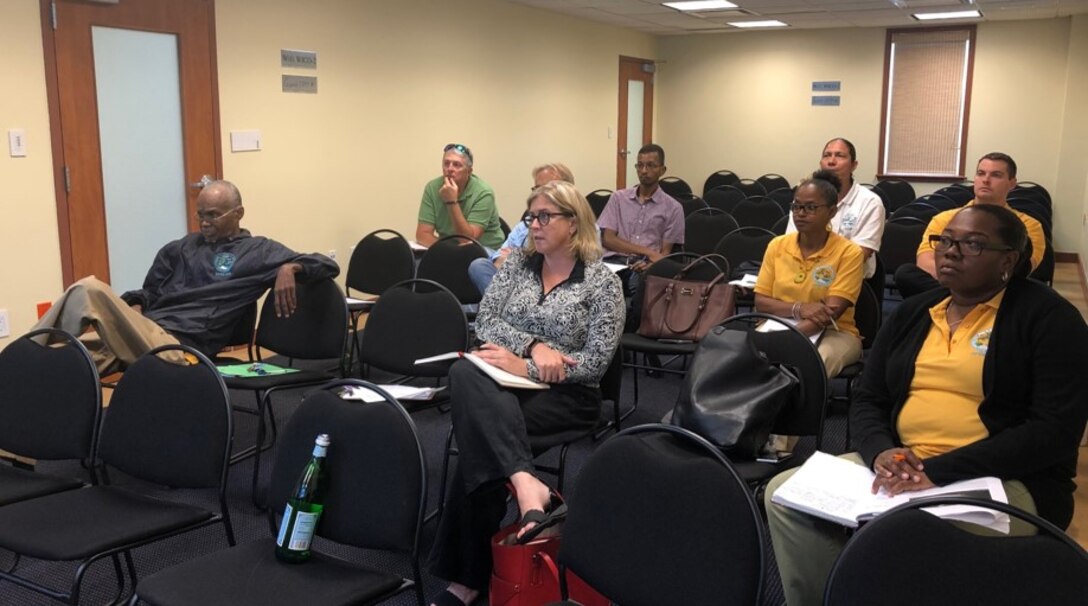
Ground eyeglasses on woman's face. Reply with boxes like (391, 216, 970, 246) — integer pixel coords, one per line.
(790, 202, 831, 215)
(929, 234, 1014, 256)
(522, 210, 573, 227)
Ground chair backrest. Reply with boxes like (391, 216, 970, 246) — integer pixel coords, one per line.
(915, 193, 960, 211)
(934, 183, 975, 205)
(873, 179, 916, 213)
(99, 345, 232, 489)
(889, 201, 940, 222)
(267, 381, 426, 553)
(416, 234, 489, 305)
(757, 173, 790, 193)
(713, 227, 776, 274)
(732, 196, 784, 230)
(705, 185, 748, 214)
(643, 252, 729, 283)
(1007, 198, 1053, 239)
(733, 178, 767, 198)
(0, 328, 101, 461)
(718, 313, 828, 438)
(684, 211, 739, 255)
(585, 189, 613, 218)
(825, 496, 1088, 606)
(498, 217, 511, 239)
(865, 253, 886, 308)
(702, 170, 740, 197)
(256, 278, 348, 362)
(658, 176, 692, 198)
(673, 192, 708, 216)
(1029, 238, 1055, 285)
(880, 218, 927, 278)
(559, 424, 764, 606)
(345, 229, 415, 298)
(771, 214, 789, 235)
(358, 279, 470, 377)
(766, 186, 795, 215)
(1010, 181, 1051, 208)
(853, 282, 882, 350)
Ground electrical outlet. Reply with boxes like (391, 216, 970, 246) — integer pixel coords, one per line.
(0, 309, 10, 338)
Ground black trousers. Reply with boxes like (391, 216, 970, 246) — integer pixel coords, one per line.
(428, 359, 601, 591)
(893, 263, 940, 299)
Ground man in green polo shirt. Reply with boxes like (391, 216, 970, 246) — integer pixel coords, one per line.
(416, 143, 504, 250)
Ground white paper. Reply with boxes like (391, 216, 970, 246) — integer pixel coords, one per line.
(728, 273, 759, 288)
(604, 262, 629, 274)
(338, 384, 446, 402)
(771, 451, 1009, 533)
(414, 351, 548, 390)
(755, 316, 822, 345)
(409, 240, 429, 252)
(345, 296, 375, 307)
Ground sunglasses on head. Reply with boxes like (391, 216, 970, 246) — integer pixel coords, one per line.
(443, 143, 473, 164)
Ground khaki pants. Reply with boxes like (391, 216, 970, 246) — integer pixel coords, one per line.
(33, 276, 182, 374)
(817, 329, 862, 378)
(765, 452, 1038, 606)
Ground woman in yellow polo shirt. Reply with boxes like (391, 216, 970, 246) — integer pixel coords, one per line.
(754, 169, 865, 377)
(765, 204, 1088, 606)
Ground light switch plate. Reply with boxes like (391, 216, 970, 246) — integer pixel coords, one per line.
(230, 130, 261, 152)
(8, 129, 26, 157)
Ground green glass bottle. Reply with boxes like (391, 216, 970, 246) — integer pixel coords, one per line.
(275, 433, 330, 563)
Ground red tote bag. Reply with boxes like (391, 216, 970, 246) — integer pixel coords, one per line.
(489, 522, 609, 606)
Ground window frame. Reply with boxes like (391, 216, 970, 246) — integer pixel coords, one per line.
(877, 25, 977, 182)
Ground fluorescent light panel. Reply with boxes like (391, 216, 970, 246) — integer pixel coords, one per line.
(728, 19, 788, 28)
(663, 0, 739, 11)
(913, 9, 982, 20)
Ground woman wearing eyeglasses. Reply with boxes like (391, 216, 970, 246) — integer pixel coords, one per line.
(754, 169, 866, 377)
(427, 181, 624, 606)
(766, 204, 1088, 606)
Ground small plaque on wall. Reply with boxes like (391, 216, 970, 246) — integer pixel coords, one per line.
(281, 49, 317, 69)
(282, 75, 317, 94)
(812, 81, 841, 92)
(812, 95, 840, 106)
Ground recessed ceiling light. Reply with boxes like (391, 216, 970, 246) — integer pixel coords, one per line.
(913, 9, 982, 20)
(728, 20, 788, 28)
(663, 0, 739, 11)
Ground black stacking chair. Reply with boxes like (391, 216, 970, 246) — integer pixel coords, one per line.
(1008, 198, 1053, 240)
(1010, 181, 1052, 209)
(934, 183, 975, 205)
(714, 314, 828, 494)
(825, 496, 1088, 606)
(880, 217, 927, 291)
(766, 186, 795, 215)
(658, 176, 692, 198)
(833, 282, 882, 449)
(713, 227, 776, 277)
(684, 208, 739, 255)
(554, 424, 765, 606)
(733, 178, 767, 198)
(356, 279, 470, 406)
(771, 215, 789, 235)
(915, 193, 960, 211)
(732, 196, 785, 230)
(672, 192, 708, 216)
(702, 170, 740, 197)
(889, 201, 940, 222)
(0, 329, 101, 508)
(221, 278, 349, 507)
(417, 234, 489, 308)
(1030, 238, 1055, 285)
(129, 381, 427, 606)
(499, 217, 511, 239)
(343, 229, 415, 370)
(0, 345, 235, 605)
(585, 189, 613, 218)
(757, 173, 790, 193)
(873, 179, 916, 213)
(705, 184, 748, 214)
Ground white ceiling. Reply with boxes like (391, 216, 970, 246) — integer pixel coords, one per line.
(504, 0, 1088, 34)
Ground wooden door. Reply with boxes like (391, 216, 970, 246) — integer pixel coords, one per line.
(616, 56, 654, 189)
(42, 0, 221, 286)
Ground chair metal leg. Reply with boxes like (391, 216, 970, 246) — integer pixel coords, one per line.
(250, 392, 273, 510)
(426, 427, 457, 525)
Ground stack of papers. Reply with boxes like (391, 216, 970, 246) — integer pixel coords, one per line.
(415, 352, 549, 390)
(338, 384, 446, 402)
(771, 451, 1010, 533)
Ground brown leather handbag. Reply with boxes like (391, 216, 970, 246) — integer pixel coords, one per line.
(637, 255, 736, 341)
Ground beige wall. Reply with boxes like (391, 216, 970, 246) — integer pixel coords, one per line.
(0, 0, 654, 343)
(657, 18, 1087, 253)
(1057, 15, 1088, 282)
(214, 0, 655, 272)
(0, 1, 62, 344)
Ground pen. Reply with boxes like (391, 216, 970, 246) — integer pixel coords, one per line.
(820, 298, 839, 331)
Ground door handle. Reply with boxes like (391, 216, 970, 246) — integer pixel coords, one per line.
(189, 174, 213, 189)
(619, 149, 632, 157)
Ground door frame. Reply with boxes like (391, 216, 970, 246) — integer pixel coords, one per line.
(39, 0, 223, 287)
(616, 55, 655, 189)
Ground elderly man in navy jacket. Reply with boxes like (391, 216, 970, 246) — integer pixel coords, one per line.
(34, 180, 339, 373)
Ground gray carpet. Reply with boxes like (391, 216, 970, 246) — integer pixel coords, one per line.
(0, 352, 854, 605)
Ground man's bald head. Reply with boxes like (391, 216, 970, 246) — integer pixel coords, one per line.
(197, 180, 244, 242)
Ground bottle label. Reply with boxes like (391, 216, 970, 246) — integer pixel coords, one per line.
(287, 511, 321, 550)
(276, 503, 294, 547)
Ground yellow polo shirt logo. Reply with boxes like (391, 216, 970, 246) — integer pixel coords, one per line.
(813, 265, 835, 287)
(971, 328, 991, 355)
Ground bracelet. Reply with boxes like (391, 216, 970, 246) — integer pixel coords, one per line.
(791, 302, 801, 321)
(444, 200, 458, 205)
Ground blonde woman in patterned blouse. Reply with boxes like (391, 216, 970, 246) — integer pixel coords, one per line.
(427, 180, 625, 606)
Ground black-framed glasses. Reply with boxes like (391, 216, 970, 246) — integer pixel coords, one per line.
(195, 207, 241, 222)
(443, 143, 473, 163)
(929, 234, 1014, 256)
(522, 210, 573, 227)
(790, 202, 831, 214)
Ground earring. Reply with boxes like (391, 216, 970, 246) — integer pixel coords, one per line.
(1001, 271, 1010, 282)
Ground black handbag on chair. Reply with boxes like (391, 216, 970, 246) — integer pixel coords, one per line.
(671, 326, 799, 459)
